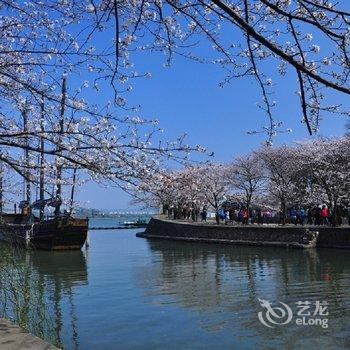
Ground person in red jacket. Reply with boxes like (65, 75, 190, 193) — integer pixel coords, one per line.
(320, 205, 329, 225)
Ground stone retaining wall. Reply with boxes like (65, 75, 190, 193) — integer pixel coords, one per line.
(137, 216, 350, 249)
(315, 226, 350, 248)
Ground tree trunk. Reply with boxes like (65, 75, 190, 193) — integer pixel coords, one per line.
(280, 198, 286, 225)
(246, 193, 252, 224)
(331, 199, 339, 227)
(215, 214, 220, 224)
(215, 204, 220, 224)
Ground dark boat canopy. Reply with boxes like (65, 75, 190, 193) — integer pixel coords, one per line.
(31, 198, 62, 209)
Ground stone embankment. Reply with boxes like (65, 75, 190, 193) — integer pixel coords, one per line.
(137, 216, 350, 249)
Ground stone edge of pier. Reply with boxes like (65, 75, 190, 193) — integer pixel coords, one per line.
(0, 318, 59, 350)
(136, 216, 350, 249)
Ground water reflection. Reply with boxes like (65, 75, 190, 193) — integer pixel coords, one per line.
(0, 245, 88, 348)
(0, 232, 349, 350)
(141, 240, 350, 349)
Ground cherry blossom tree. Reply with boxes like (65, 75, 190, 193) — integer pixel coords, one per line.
(296, 137, 350, 225)
(104, 0, 350, 138)
(130, 171, 181, 213)
(227, 154, 265, 217)
(132, 163, 228, 221)
(0, 0, 208, 211)
(134, 135, 349, 225)
(346, 119, 350, 136)
(185, 163, 229, 222)
(255, 138, 349, 225)
(0, 93, 201, 213)
(4, 0, 349, 212)
(2, 0, 350, 145)
(255, 145, 301, 224)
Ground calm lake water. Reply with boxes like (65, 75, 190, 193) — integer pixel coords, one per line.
(0, 219, 349, 349)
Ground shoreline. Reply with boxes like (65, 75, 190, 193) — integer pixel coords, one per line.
(0, 318, 59, 350)
(137, 216, 350, 249)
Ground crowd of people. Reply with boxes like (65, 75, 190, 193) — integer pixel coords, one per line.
(205, 207, 274, 225)
(164, 203, 350, 226)
(210, 204, 349, 226)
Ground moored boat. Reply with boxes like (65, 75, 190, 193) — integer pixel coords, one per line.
(0, 77, 88, 251)
(123, 218, 148, 228)
(0, 214, 87, 250)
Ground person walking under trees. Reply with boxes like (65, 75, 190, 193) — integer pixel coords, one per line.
(242, 208, 249, 225)
(229, 209, 235, 223)
(225, 210, 230, 225)
(307, 207, 313, 225)
(290, 207, 297, 225)
(201, 206, 207, 222)
(315, 206, 321, 226)
(238, 209, 244, 223)
(321, 205, 330, 225)
(298, 207, 306, 225)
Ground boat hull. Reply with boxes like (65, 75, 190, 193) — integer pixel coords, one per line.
(0, 216, 88, 250)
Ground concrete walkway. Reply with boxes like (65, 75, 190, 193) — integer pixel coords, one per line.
(0, 318, 59, 350)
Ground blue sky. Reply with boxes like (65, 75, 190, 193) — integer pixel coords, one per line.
(76, 31, 349, 210)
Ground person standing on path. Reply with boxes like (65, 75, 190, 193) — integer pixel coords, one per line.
(320, 205, 329, 225)
(201, 206, 207, 222)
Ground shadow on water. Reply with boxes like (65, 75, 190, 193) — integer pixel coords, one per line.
(139, 239, 350, 349)
(0, 244, 88, 349)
